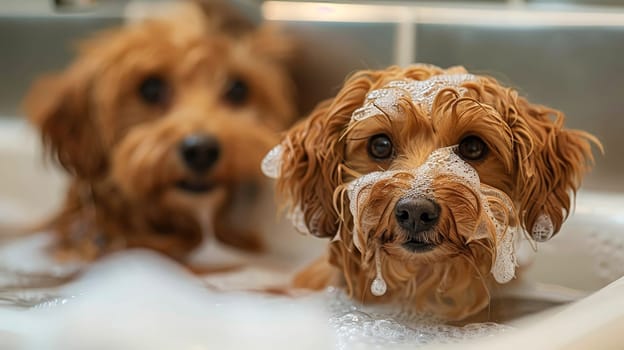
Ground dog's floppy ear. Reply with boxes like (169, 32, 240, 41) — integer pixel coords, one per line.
(273, 100, 347, 238)
(266, 72, 378, 238)
(24, 58, 107, 179)
(511, 99, 600, 241)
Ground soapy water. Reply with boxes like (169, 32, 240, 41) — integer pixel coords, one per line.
(0, 251, 511, 350)
(325, 287, 511, 350)
(0, 251, 334, 350)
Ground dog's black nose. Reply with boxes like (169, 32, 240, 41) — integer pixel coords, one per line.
(179, 134, 220, 173)
(395, 197, 440, 234)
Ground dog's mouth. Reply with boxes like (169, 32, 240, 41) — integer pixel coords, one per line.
(175, 179, 216, 194)
(402, 238, 436, 253)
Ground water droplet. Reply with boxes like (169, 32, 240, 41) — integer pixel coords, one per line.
(371, 251, 387, 297)
(531, 213, 554, 242)
(371, 277, 387, 297)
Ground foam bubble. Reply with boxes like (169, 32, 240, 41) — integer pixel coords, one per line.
(351, 74, 476, 122)
(370, 278, 387, 297)
(478, 187, 518, 284)
(0, 251, 511, 349)
(490, 223, 519, 284)
(352, 88, 407, 122)
(347, 175, 379, 252)
(370, 251, 387, 297)
(325, 287, 511, 350)
(261, 144, 283, 179)
(0, 252, 333, 350)
(531, 214, 554, 242)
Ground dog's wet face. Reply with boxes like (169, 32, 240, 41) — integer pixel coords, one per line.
(342, 96, 516, 264)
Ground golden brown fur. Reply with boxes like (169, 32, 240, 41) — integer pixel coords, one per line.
(274, 64, 600, 320)
(24, 2, 296, 261)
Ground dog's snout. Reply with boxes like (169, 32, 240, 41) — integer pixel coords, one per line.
(179, 134, 220, 173)
(395, 198, 440, 234)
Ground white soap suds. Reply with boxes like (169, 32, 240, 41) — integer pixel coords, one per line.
(0, 252, 333, 350)
(261, 144, 283, 179)
(370, 250, 387, 297)
(260, 146, 315, 236)
(531, 214, 554, 242)
(326, 287, 511, 350)
(351, 74, 476, 122)
(479, 186, 518, 284)
(0, 252, 511, 350)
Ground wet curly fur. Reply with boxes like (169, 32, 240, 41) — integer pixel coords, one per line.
(272, 64, 600, 320)
(24, 2, 296, 262)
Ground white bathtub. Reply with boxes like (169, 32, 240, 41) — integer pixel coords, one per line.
(0, 117, 623, 349)
(0, 118, 66, 231)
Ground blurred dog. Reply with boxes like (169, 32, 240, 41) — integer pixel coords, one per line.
(264, 64, 600, 320)
(24, 1, 296, 262)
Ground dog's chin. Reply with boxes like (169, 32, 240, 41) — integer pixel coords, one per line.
(162, 179, 227, 210)
(175, 179, 216, 195)
(401, 238, 437, 253)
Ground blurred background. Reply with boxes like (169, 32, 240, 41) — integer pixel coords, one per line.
(0, 0, 623, 228)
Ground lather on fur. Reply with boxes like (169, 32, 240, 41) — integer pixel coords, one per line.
(265, 64, 600, 320)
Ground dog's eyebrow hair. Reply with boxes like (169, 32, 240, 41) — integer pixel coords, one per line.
(342, 114, 392, 141)
(372, 101, 394, 126)
(344, 135, 371, 141)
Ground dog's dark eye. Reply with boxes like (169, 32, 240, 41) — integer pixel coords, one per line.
(458, 136, 488, 161)
(138, 76, 170, 106)
(224, 77, 249, 106)
(368, 134, 394, 160)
